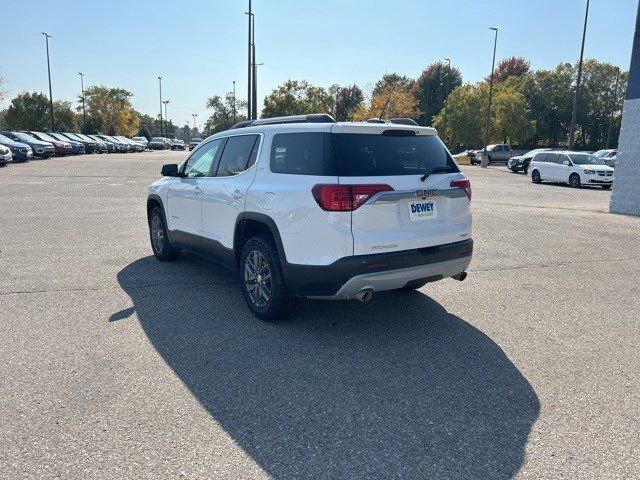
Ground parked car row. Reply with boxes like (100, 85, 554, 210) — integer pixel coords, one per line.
(0, 131, 150, 163)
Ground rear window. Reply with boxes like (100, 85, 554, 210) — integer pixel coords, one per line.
(332, 133, 458, 177)
(270, 133, 332, 175)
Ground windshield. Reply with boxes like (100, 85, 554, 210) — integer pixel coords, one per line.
(151, 137, 163, 142)
(568, 154, 604, 166)
(191, 138, 202, 142)
(14, 132, 38, 142)
(34, 132, 56, 142)
(64, 133, 83, 141)
(76, 134, 92, 141)
(0, 134, 15, 143)
(332, 133, 458, 177)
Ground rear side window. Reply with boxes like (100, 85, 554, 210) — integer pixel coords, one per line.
(270, 133, 326, 175)
(216, 135, 259, 177)
(332, 133, 458, 177)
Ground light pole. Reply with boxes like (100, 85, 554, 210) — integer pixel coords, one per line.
(482, 27, 499, 168)
(443, 58, 451, 140)
(232, 80, 237, 124)
(606, 67, 621, 149)
(246, 0, 253, 120)
(41, 32, 55, 132)
(78, 72, 86, 132)
(158, 76, 163, 137)
(163, 100, 170, 136)
(192, 113, 198, 130)
(568, 0, 590, 149)
(251, 13, 257, 120)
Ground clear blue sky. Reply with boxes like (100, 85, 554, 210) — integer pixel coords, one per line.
(0, 0, 637, 127)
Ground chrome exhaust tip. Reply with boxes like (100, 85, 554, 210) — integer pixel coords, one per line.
(453, 271, 468, 281)
(355, 289, 373, 302)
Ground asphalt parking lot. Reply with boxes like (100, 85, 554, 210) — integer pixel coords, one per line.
(1, 151, 638, 479)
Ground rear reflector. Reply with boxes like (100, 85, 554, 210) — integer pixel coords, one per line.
(312, 184, 394, 211)
(450, 179, 472, 201)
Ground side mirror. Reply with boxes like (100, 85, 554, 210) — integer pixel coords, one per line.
(563, 160, 570, 166)
(161, 163, 181, 177)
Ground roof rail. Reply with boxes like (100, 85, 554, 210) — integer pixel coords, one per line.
(366, 118, 385, 123)
(229, 120, 254, 130)
(230, 113, 335, 130)
(388, 118, 419, 126)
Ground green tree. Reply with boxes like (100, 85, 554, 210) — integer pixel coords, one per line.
(81, 86, 139, 136)
(414, 62, 463, 126)
(576, 60, 628, 149)
(372, 73, 414, 97)
(335, 84, 364, 121)
(53, 101, 79, 132)
(432, 83, 487, 150)
(261, 80, 334, 118)
(525, 63, 575, 146)
(492, 77, 536, 145)
(4, 92, 51, 131)
(204, 92, 247, 134)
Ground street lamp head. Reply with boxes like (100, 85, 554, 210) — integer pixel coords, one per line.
(489, 27, 498, 31)
(41, 32, 51, 38)
(78, 72, 84, 76)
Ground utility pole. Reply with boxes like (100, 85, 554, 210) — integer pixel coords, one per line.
(192, 113, 198, 131)
(41, 32, 55, 132)
(251, 13, 257, 120)
(78, 72, 87, 133)
(568, 0, 590, 149)
(443, 58, 451, 140)
(482, 27, 499, 168)
(232, 81, 237, 124)
(247, 0, 253, 120)
(158, 76, 163, 137)
(606, 68, 621, 149)
(163, 100, 170, 136)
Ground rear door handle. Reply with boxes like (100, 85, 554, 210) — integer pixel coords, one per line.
(193, 186, 203, 195)
(232, 190, 244, 199)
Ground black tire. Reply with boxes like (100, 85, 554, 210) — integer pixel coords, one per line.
(487, 156, 492, 165)
(569, 173, 582, 188)
(240, 236, 297, 321)
(601, 185, 612, 190)
(531, 170, 541, 184)
(510, 165, 518, 173)
(523, 168, 528, 175)
(149, 207, 181, 261)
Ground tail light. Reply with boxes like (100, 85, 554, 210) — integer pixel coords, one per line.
(312, 184, 393, 211)
(450, 179, 472, 201)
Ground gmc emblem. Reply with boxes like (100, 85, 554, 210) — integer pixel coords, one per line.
(416, 189, 437, 198)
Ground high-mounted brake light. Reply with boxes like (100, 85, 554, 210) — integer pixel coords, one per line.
(312, 184, 394, 211)
(450, 179, 472, 201)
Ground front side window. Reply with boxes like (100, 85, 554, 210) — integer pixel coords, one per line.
(216, 135, 259, 177)
(184, 139, 222, 177)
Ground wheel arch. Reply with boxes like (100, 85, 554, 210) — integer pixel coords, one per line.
(234, 213, 287, 270)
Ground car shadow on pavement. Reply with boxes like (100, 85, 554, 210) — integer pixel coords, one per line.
(114, 254, 540, 480)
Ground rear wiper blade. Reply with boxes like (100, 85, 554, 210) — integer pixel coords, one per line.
(420, 165, 451, 181)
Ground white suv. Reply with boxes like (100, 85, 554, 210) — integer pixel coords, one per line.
(529, 151, 615, 189)
(147, 114, 473, 320)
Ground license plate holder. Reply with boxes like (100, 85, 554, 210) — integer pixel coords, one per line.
(408, 201, 437, 221)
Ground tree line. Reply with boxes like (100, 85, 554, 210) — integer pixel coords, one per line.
(0, 56, 627, 150)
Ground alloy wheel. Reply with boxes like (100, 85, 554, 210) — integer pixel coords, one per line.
(151, 215, 164, 254)
(244, 250, 272, 308)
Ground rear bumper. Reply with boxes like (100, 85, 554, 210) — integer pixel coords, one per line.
(283, 239, 473, 297)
